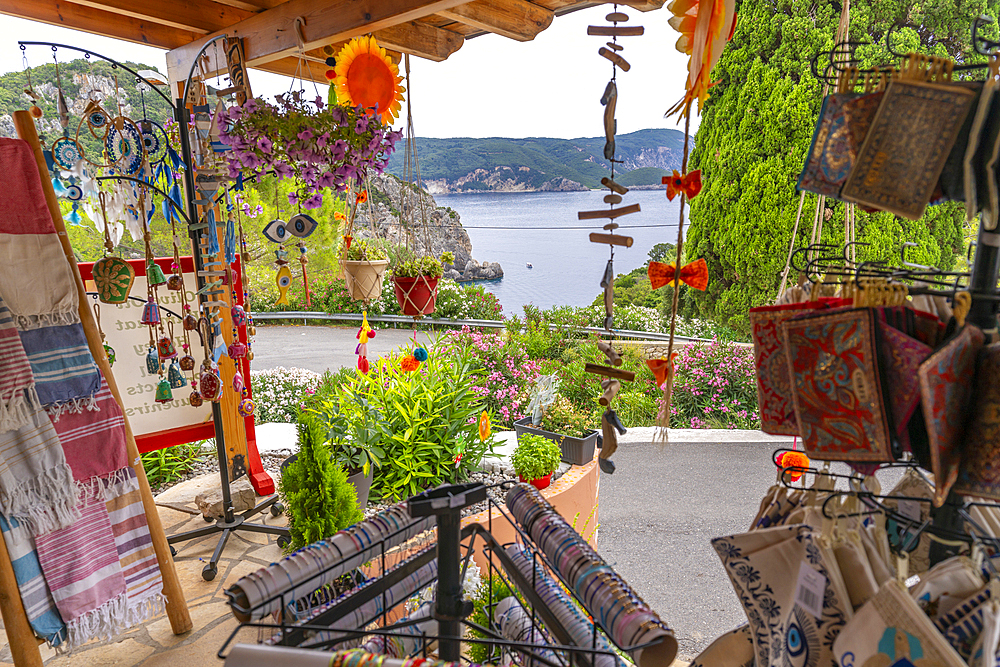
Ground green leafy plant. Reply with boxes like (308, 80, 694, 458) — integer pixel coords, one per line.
(539, 396, 594, 439)
(303, 389, 386, 476)
(467, 575, 519, 665)
(341, 237, 389, 262)
(512, 433, 561, 481)
(141, 442, 203, 489)
(392, 251, 455, 278)
(279, 416, 364, 550)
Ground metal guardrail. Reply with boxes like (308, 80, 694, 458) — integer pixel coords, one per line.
(250, 311, 715, 343)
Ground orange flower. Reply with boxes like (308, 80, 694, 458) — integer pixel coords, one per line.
(356, 190, 368, 204)
(776, 451, 810, 482)
(478, 411, 491, 442)
(400, 355, 420, 372)
(334, 211, 347, 222)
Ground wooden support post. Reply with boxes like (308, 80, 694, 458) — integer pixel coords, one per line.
(14, 110, 193, 637)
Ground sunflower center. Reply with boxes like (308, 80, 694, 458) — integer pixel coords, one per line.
(347, 53, 395, 117)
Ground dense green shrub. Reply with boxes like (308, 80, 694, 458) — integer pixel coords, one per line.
(279, 418, 364, 550)
(512, 434, 561, 481)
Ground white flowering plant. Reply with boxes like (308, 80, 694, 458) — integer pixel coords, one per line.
(250, 367, 322, 423)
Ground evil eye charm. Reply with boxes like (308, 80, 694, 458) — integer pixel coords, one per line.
(88, 108, 108, 128)
(262, 219, 289, 243)
(287, 213, 318, 238)
(64, 184, 83, 201)
(51, 138, 82, 170)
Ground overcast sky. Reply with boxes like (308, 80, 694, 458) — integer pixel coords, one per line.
(2, 5, 698, 139)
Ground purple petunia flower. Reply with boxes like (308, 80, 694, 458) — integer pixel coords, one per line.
(297, 128, 314, 141)
(317, 171, 337, 188)
(258, 136, 273, 154)
(288, 191, 299, 205)
(303, 193, 324, 209)
(274, 162, 294, 180)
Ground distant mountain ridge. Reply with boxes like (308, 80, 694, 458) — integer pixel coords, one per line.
(386, 128, 686, 193)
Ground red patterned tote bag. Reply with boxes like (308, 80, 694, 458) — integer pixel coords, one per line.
(782, 308, 896, 462)
(918, 324, 985, 506)
(952, 343, 1000, 501)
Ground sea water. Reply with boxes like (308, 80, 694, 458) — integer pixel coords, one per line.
(434, 189, 682, 317)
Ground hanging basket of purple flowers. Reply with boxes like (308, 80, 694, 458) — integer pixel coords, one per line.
(217, 94, 403, 209)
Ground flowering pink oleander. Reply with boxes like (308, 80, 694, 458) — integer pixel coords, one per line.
(665, 339, 759, 430)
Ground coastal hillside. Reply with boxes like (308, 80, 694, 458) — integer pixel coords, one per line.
(386, 128, 686, 193)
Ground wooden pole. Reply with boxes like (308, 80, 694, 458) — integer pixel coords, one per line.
(14, 110, 193, 636)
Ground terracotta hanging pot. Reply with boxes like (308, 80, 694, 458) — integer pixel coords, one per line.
(392, 276, 438, 316)
(342, 260, 390, 302)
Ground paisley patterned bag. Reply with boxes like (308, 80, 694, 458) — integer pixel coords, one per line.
(918, 324, 985, 505)
(952, 343, 1000, 501)
(711, 524, 852, 667)
(783, 308, 896, 463)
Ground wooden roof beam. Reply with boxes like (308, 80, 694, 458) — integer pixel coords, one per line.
(437, 0, 553, 42)
(373, 21, 464, 62)
(166, 0, 471, 87)
(63, 0, 254, 34)
(0, 0, 200, 50)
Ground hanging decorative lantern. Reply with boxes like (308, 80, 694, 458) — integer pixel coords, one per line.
(146, 261, 167, 287)
(157, 335, 177, 360)
(200, 364, 222, 401)
(238, 396, 255, 418)
(154, 379, 173, 403)
(228, 340, 247, 359)
(140, 299, 160, 326)
(231, 305, 247, 327)
(145, 347, 160, 375)
(93, 256, 136, 304)
(188, 389, 204, 407)
(168, 363, 187, 389)
(179, 354, 196, 371)
(167, 274, 184, 291)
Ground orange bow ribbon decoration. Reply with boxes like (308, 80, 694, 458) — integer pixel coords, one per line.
(663, 170, 702, 201)
(648, 257, 709, 291)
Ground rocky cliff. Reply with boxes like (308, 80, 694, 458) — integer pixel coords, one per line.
(352, 173, 503, 281)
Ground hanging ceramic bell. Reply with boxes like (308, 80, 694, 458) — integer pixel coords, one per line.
(167, 274, 184, 291)
(247, 349, 254, 361)
(231, 305, 248, 327)
(168, 363, 187, 389)
(200, 365, 222, 402)
(104, 343, 116, 366)
(233, 371, 245, 393)
(183, 314, 199, 331)
(157, 335, 177, 360)
(145, 347, 160, 375)
(179, 354, 196, 371)
(140, 299, 160, 326)
(228, 340, 247, 359)
(146, 262, 167, 287)
(154, 378, 173, 403)
(238, 396, 256, 418)
(93, 256, 136, 304)
(188, 389, 203, 407)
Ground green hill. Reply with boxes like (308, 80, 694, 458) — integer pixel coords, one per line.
(387, 129, 687, 192)
(616, 167, 670, 187)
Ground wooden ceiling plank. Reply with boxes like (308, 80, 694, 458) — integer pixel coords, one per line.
(0, 0, 200, 50)
(373, 22, 464, 62)
(437, 0, 553, 42)
(306, 44, 403, 65)
(166, 0, 472, 85)
(252, 56, 329, 82)
(63, 0, 254, 34)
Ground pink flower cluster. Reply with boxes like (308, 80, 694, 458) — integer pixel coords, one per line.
(666, 340, 760, 429)
(217, 95, 403, 209)
(445, 327, 543, 426)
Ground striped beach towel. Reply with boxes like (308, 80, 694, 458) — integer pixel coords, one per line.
(0, 293, 39, 433)
(105, 467, 164, 625)
(19, 323, 100, 413)
(0, 514, 66, 647)
(0, 408, 78, 535)
(33, 484, 127, 650)
(52, 377, 127, 485)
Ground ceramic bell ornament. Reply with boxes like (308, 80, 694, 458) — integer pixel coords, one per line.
(167, 262, 184, 291)
(157, 335, 177, 361)
(200, 362, 222, 402)
(140, 299, 160, 326)
(154, 378, 173, 403)
(182, 304, 198, 331)
(146, 261, 167, 287)
(179, 353, 196, 371)
(188, 387, 204, 407)
(93, 192, 136, 304)
(145, 347, 160, 375)
(168, 363, 187, 389)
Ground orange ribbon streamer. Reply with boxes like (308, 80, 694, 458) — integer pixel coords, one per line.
(663, 170, 702, 201)
(648, 258, 709, 291)
(645, 354, 677, 389)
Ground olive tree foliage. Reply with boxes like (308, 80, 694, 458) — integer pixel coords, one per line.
(682, 0, 997, 332)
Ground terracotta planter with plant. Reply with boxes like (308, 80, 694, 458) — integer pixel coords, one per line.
(512, 433, 562, 490)
(391, 251, 453, 316)
(341, 238, 390, 302)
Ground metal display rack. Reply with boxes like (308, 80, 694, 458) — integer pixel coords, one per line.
(219, 482, 674, 667)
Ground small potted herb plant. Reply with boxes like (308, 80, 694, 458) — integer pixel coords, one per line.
(391, 251, 454, 316)
(514, 374, 599, 465)
(512, 433, 561, 490)
(341, 238, 390, 302)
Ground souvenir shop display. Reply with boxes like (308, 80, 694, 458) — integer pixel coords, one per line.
(220, 482, 677, 667)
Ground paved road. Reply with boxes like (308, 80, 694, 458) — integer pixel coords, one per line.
(250, 324, 904, 660)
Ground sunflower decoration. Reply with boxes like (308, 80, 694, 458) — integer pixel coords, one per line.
(333, 36, 406, 124)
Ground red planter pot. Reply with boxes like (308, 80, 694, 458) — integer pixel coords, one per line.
(393, 276, 439, 316)
(519, 473, 552, 491)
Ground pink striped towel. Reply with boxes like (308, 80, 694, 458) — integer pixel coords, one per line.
(52, 376, 127, 486)
(0, 293, 39, 433)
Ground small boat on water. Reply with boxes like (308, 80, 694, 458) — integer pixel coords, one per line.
(526, 263, 533, 269)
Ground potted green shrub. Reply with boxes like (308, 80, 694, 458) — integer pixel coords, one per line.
(392, 251, 454, 316)
(279, 416, 365, 550)
(340, 238, 390, 303)
(511, 433, 561, 490)
(514, 375, 598, 465)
